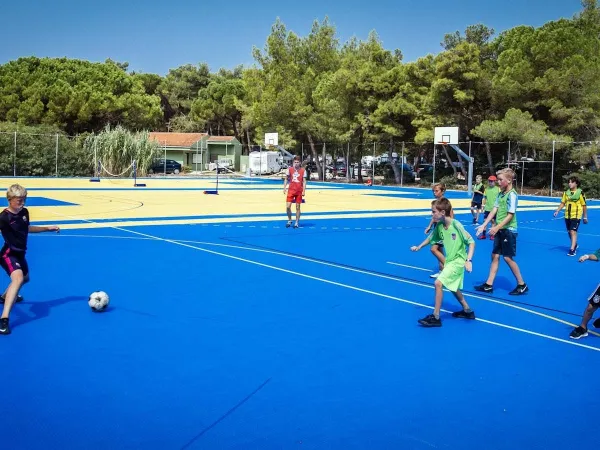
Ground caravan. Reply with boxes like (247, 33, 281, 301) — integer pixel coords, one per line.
(249, 151, 281, 175)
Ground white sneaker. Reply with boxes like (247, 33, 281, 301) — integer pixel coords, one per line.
(430, 271, 441, 279)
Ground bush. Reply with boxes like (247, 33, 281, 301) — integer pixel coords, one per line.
(438, 175, 461, 189)
(563, 170, 600, 199)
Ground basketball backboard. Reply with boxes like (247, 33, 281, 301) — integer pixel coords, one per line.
(434, 127, 459, 145)
(265, 132, 279, 147)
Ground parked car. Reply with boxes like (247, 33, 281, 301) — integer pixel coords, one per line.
(149, 159, 182, 175)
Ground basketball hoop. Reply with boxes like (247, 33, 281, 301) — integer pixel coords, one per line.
(439, 142, 449, 146)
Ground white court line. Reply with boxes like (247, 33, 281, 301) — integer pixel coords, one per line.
(40, 231, 598, 335)
(520, 226, 600, 237)
(41, 227, 600, 348)
(387, 262, 431, 272)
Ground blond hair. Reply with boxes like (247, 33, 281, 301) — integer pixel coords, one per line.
(432, 182, 447, 193)
(475, 175, 482, 182)
(496, 168, 515, 182)
(6, 184, 27, 200)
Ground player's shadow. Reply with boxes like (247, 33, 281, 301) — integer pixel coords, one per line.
(10, 296, 90, 329)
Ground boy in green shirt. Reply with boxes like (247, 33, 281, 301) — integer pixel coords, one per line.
(477, 175, 500, 240)
(475, 168, 528, 295)
(411, 198, 476, 327)
(569, 249, 600, 339)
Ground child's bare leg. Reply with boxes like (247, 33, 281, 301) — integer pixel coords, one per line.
(295, 203, 301, 224)
(580, 304, 597, 329)
(433, 279, 444, 317)
(1, 271, 26, 319)
(485, 254, 500, 285)
(503, 256, 525, 285)
(569, 230, 577, 251)
(452, 289, 472, 311)
(430, 245, 445, 270)
(286, 202, 292, 221)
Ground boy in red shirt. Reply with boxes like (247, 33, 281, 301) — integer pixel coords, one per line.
(283, 156, 307, 228)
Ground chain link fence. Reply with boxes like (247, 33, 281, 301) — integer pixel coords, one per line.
(1, 132, 598, 196)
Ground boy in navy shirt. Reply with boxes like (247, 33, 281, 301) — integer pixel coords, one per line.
(0, 184, 59, 335)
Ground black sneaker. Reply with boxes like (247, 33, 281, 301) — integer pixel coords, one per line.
(474, 283, 493, 293)
(452, 310, 476, 320)
(0, 318, 10, 335)
(418, 314, 442, 327)
(294, 223, 299, 229)
(570, 326, 588, 340)
(286, 221, 292, 228)
(509, 284, 529, 295)
(593, 318, 600, 329)
(0, 294, 23, 304)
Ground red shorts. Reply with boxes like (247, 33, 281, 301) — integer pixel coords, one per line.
(286, 191, 303, 204)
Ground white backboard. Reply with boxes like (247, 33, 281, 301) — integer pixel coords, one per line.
(265, 132, 279, 147)
(434, 127, 459, 145)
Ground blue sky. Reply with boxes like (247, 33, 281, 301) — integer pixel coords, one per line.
(1, 0, 584, 75)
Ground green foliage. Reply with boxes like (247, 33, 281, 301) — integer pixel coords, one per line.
(0, 57, 162, 134)
(83, 125, 161, 176)
(563, 169, 600, 199)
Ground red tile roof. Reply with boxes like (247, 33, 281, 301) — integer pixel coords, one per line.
(207, 136, 236, 142)
(149, 132, 207, 147)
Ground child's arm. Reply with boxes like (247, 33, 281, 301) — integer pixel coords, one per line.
(582, 203, 588, 224)
(464, 241, 475, 272)
(476, 207, 497, 235)
(283, 175, 288, 193)
(425, 218, 434, 233)
(553, 201, 565, 217)
(29, 225, 60, 233)
(411, 235, 432, 251)
(302, 175, 306, 197)
(579, 253, 599, 262)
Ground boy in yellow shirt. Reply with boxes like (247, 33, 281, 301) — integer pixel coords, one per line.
(553, 176, 588, 256)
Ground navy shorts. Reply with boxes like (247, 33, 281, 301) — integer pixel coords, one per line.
(588, 284, 600, 308)
(0, 247, 29, 277)
(492, 229, 517, 258)
(565, 219, 581, 232)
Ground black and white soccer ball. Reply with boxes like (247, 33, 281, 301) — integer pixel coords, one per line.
(88, 291, 110, 312)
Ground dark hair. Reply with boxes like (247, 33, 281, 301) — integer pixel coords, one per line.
(293, 155, 301, 161)
(568, 176, 580, 187)
(432, 197, 452, 216)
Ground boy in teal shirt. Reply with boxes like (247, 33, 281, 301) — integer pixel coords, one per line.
(411, 198, 476, 327)
(475, 168, 528, 295)
(569, 249, 600, 339)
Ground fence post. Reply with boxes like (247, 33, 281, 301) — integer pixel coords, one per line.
(432, 141, 436, 184)
(55, 133, 59, 177)
(13, 131, 16, 177)
(400, 141, 405, 186)
(550, 140, 556, 197)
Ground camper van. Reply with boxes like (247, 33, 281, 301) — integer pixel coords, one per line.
(249, 151, 281, 175)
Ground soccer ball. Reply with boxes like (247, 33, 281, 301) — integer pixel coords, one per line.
(88, 291, 110, 312)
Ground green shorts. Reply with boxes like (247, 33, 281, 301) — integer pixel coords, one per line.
(437, 259, 466, 292)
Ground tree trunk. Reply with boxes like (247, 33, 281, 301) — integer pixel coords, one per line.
(306, 133, 323, 181)
(485, 141, 494, 174)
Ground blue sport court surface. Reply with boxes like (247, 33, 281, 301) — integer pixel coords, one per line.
(1, 179, 599, 449)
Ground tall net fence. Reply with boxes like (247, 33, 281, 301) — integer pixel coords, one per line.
(0, 131, 598, 195)
(0, 132, 93, 177)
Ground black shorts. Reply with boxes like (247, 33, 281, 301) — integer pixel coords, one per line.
(492, 229, 517, 258)
(588, 284, 600, 308)
(565, 219, 581, 232)
(484, 211, 492, 220)
(471, 201, 482, 209)
(0, 247, 29, 277)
